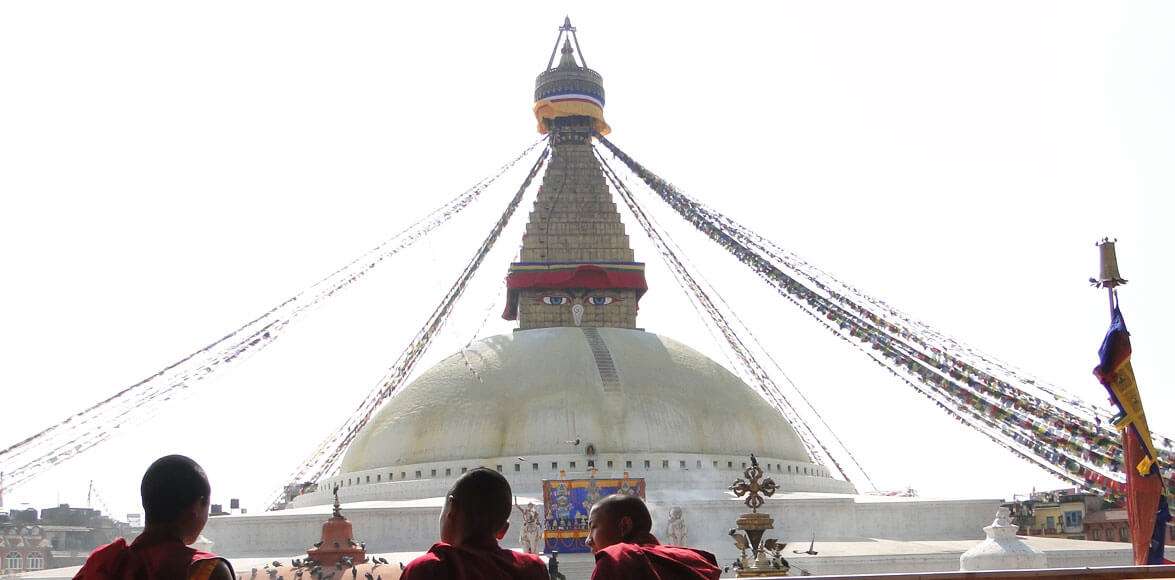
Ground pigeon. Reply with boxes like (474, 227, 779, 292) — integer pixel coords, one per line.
(794, 536, 818, 555)
(272, 561, 283, 568)
(564, 438, 581, 446)
(728, 529, 750, 552)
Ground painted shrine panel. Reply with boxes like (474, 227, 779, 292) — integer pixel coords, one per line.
(542, 477, 646, 553)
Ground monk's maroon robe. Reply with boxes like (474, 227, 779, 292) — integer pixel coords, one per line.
(402, 539, 548, 580)
(74, 534, 231, 580)
(592, 535, 720, 580)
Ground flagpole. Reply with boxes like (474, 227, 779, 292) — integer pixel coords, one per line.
(1091, 237, 1172, 565)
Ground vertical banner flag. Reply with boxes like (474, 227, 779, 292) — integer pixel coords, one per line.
(1094, 307, 1170, 565)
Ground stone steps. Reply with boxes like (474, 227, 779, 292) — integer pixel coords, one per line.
(581, 327, 622, 393)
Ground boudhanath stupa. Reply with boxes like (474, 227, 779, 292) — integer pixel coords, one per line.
(27, 19, 1134, 580)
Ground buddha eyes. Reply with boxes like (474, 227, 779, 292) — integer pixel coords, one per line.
(588, 296, 613, 306)
(542, 296, 568, 305)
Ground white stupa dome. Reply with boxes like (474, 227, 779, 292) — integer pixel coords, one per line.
(342, 327, 813, 472)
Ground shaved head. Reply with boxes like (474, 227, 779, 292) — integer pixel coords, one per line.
(141, 454, 210, 525)
(595, 494, 652, 533)
(587, 494, 652, 553)
(140, 454, 212, 545)
(441, 467, 513, 544)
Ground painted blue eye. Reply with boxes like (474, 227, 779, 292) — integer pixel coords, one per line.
(542, 296, 567, 305)
(589, 296, 613, 306)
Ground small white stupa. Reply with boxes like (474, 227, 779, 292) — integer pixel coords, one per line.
(960, 507, 1046, 571)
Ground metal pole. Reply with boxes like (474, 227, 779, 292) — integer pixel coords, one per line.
(571, 29, 587, 68)
(546, 29, 565, 70)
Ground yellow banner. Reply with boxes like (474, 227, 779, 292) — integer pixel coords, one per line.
(533, 99, 611, 136)
(1110, 361, 1159, 465)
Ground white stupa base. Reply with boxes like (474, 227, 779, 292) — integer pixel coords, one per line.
(959, 507, 1048, 571)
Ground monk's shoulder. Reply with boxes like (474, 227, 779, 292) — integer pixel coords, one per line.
(595, 543, 645, 566)
(592, 544, 651, 580)
(653, 544, 718, 564)
(401, 544, 452, 579)
(506, 550, 548, 579)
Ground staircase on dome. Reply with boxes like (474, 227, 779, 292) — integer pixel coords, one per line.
(504, 18, 647, 330)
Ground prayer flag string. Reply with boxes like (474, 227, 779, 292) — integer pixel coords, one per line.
(268, 146, 551, 508)
(596, 135, 1164, 496)
(0, 139, 545, 494)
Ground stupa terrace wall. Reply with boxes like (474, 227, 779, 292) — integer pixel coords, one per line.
(295, 452, 850, 509)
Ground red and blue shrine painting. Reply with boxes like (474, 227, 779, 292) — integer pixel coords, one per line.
(542, 477, 646, 553)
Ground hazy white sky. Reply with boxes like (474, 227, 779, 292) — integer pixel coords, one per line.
(2, 1, 1173, 521)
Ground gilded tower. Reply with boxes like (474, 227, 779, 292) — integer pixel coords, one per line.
(503, 19, 647, 330)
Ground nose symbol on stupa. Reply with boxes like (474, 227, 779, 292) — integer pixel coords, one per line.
(572, 303, 585, 326)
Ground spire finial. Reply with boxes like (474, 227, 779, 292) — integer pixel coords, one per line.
(545, 16, 587, 70)
(557, 38, 578, 69)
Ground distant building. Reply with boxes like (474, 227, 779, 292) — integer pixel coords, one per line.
(9, 508, 38, 525)
(1006, 488, 1175, 544)
(1085, 509, 1130, 543)
(1005, 488, 1100, 539)
(0, 524, 50, 575)
(0, 504, 133, 570)
(1083, 508, 1175, 545)
(40, 505, 101, 527)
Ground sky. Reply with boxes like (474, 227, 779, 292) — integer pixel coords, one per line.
(1, 1, 1173, 521)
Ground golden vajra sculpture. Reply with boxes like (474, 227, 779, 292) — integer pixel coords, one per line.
(729, 454, 778, 513)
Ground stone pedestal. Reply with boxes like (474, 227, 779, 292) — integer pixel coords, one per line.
(960, 507, 1046, 571)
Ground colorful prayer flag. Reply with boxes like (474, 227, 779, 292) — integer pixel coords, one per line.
(1094, 307, 1169, 565)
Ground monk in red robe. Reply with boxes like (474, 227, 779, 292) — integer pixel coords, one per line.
(588, 494, 719, 580)
(74, 454, 234, 580)
(402, 468, 547, 580)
